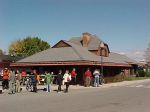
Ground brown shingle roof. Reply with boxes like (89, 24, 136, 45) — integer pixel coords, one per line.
(0, 55, 22, 62)
(104, 52, 137, 64)
(17, 40, 137, 65)
(18, 40, 100, 62)
(69, 34, 109, 51)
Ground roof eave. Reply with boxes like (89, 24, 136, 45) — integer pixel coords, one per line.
(10, 61, 132, 67)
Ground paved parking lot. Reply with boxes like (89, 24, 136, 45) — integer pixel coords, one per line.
(1, 79, 150, 112)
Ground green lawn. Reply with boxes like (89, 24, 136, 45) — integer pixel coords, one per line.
(124, 77, 150, 81)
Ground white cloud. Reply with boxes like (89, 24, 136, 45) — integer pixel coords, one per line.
(118, 52, 126, 55)
(115, 49, 145, 62)
(134, 51, 141, 55)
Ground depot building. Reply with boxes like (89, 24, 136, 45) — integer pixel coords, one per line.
(11, 32, 138, 84)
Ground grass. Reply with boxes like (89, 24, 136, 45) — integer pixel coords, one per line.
(124, 77, 150, 81)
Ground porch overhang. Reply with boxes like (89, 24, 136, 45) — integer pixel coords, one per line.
(10, 61, 132, 67)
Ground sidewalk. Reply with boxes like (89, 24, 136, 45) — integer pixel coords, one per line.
(1, 79, 150, 93)
(101, 79, 150, 88)
(38, 79, 150, 90)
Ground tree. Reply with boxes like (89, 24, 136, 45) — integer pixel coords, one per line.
(9, 39, 23, 56)
(9, 36, 50, 57)
(145, 43, 150, 62)
(0, 49, 3, 55)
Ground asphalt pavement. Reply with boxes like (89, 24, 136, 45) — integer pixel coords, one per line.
(0, 79, 150, 112)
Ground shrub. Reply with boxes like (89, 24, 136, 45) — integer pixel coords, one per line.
(145, 72, 150, 77)
(137, 71, 145, 77)
(137, 70, 150, 77)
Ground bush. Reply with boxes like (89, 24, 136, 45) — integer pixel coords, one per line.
(104, 74, 124, 83)
(137, 71, 150, 77)
(145, 72, 150, 77)
(125, 76, 150, 81)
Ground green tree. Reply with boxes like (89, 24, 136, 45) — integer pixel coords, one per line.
(9, 36, 50, 57)
(0, 49, 3, 55)
(145, 43, 150, 62)
(9, 39, 23, 56)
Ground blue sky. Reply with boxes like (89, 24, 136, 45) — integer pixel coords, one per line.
(0, 0, 150, 61)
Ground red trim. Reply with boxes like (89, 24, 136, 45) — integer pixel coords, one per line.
(10, 61, 132, 67)
(0, 62, 10, 68)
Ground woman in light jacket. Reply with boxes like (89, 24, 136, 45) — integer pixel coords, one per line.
(8, 69, 16, 94)
(63, 70, 71, 93)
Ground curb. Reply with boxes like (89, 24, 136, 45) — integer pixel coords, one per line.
(101, 79, 150, 88)
(1, 79, 150, 93)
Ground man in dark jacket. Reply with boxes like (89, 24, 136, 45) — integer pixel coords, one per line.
(31, 69, 38, 93)
(56, 70, 63, 93)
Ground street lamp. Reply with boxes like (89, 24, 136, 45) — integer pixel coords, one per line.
(100, 42, 104, 77)
(10, 54, 15, 63)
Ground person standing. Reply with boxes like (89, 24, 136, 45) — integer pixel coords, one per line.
(16, 70, 22, 93)
(36, 74, 41, 85)
(63, 70, 71, 93)
(31, 69, 38, 93)
(56, 70, 63, 93)
(84, 68, 92, 87)
(8, 69, 16, 94)
(21, 70, 27, 85)
(44, 71, 53, 92)
(99, 72, 104, 85)
(93, 69, 100, 87)
(2, 68, 9, 89)
(71, 68, 77, 85)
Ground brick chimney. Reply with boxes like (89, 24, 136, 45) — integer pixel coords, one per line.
(82, 32, 91, 47)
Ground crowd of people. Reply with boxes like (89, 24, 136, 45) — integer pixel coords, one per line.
(0, 68, 22, 94)
(0, 67, 104, 94)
